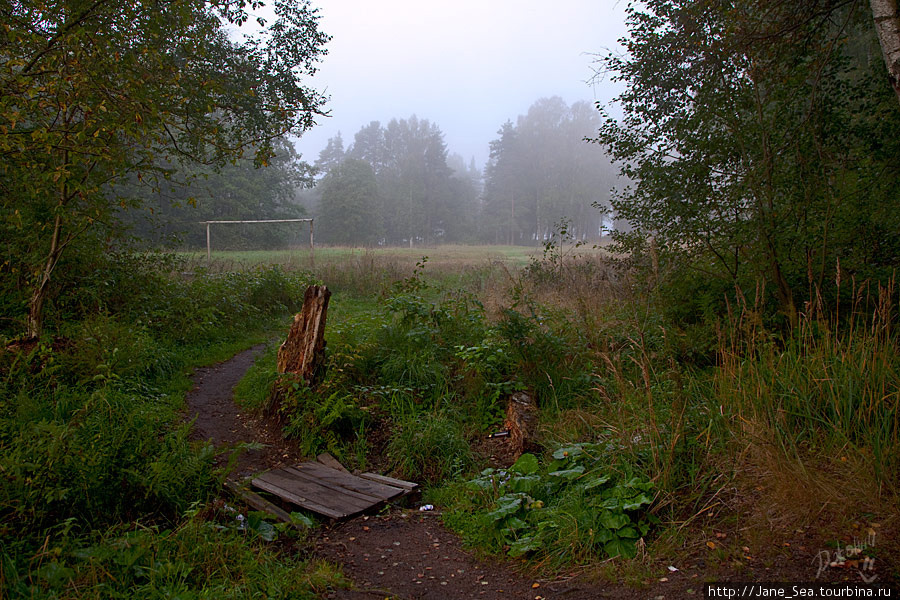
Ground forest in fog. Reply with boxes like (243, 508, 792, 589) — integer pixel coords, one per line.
(122, 97, 619, 249)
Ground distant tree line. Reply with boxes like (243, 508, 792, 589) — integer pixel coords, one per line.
(308, 98, 619, 246)
(310, 116, 481, 246)
(120, 139, 311, 250)
(481, 98, 618, 244)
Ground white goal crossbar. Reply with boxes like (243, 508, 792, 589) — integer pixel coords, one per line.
(200, 218, 314, 266)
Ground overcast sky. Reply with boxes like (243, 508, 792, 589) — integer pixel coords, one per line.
(292, 0, 629, 170)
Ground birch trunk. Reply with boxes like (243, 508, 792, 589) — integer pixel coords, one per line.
(871, 0, 900, 105)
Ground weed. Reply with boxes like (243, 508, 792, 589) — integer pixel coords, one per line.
(438, 444, 656, 568)
(386, 412, 473, 484)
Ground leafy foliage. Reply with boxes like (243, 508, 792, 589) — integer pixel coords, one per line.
(593, 0, 900, 323)
(0, 0, 328, 337)
(317, 158, 382, 245)
(312, 116, 480, 245)
(0, 252, 327, 597)
(442, 445, 655, 566)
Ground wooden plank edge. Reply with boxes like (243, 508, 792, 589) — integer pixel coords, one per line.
(359, 472, 419, 491)
(265, 468, 381, 511)
(222, 480, 307, 532)
(316, 452, 350, 473)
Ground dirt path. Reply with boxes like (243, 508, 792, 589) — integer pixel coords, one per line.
(184, 346, 897, 599)
(186, 343, 304, 478)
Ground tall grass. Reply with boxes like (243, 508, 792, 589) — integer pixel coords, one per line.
(716, 279, 899, 492)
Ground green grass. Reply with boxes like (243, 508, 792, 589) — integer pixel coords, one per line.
(179, 244, 546, 269)
(1, 510, 347, 599)
(0, 256, 346, 598)
(7, 241, 897, 593)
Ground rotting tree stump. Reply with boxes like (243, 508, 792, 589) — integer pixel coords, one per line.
(265, 285, 331, 421)
(276, 285, 331, 383)
(504, 391, 538, 458)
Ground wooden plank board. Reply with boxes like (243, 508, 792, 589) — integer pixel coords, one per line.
(289, 462, 406, 501)
(249, 461, 418, 520)
(251, 477, 346, 519)
(223, 480, 306, 532)
(254, 470, 374, 514)
(358, 472, 419, 491)
(316, 452, 350, 473)
(282, 467, 398, 504)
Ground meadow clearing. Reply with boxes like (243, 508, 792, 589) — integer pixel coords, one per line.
(2, 243, 897, 597)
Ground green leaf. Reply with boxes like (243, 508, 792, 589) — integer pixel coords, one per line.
(547, 465, 585, 480)
(623, 494, 653, 511)
(508, 536, 541, 557)
(510, 453, 539, 475)
(582, 473, 611, 490)
(289, 512, 314, 528)
(604, 537, 637, 558)
(552, 445, 585, 460)
(508, 474, 542, 494)
(486, 495, 524, 521)
(599, 510, 630, 530)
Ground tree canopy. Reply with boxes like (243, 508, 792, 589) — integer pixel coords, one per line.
(0, 0, 329, 337)
(482, 97, 617, 244)
(312, 116, 479, 246)
(593, 0, 900, 325)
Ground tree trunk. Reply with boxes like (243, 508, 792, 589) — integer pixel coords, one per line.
(276, 285, 331, 385)
(26, 214, 64, 339)
(871, 0, 900, 105)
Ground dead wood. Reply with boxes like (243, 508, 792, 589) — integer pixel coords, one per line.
(276, 284, 331, 381)
(504, 391, 538, 458)
(264, 285, 331, 421)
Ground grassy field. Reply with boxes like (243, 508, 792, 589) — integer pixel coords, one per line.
(178, 242, 610, 272)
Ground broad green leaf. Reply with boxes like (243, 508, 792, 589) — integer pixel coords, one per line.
(552, 445, 584, 460)
(582, 473, 611, 490)
(486, 495, 523, 521)
(508, 536, 541, 557)
(599, 510, 630, 530)
(548, 466, 585, 480)
(623, 494, 653, 511)
(604, 537, 637, 559)
(510, 453, 539, 475)
(508, 474, 542, 494)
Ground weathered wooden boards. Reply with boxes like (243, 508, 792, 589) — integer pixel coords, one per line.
(276, 285, 331, 383)
(251, 460, 418, 520)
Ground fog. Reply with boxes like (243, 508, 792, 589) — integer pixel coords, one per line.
(293, 0, 629, 169)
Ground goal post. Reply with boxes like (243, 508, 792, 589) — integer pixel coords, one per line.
(201, 218, 314, 267)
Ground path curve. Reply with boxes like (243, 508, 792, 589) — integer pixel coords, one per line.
(180, 345, 695, 600)
(185, 343, 303, 478)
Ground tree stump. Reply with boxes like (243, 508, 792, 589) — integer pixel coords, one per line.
(504, 391, 538, 458)
(276, 285, 331, 384)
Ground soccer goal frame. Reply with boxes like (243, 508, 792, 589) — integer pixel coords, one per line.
(200, 218, 314, 266)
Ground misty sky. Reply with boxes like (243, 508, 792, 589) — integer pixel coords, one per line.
(293, 0, 629, 170)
